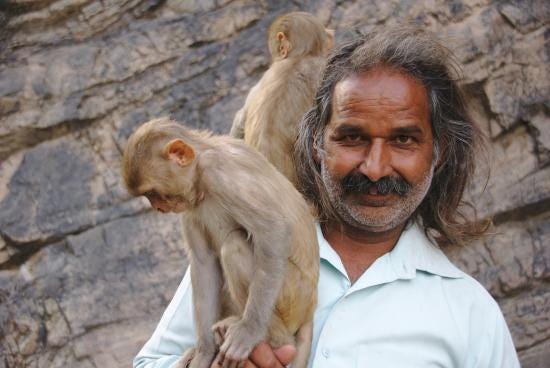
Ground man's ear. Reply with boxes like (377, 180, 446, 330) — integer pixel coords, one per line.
(163, 139, 195, 167)
(312, 142, 321, 163)
(276, 32, 291, 58)
(434, 139, 446, 171)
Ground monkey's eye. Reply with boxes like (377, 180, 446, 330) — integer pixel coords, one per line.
(144, 190, 159, 199)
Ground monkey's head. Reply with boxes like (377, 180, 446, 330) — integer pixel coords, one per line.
(268, 11, 333, 60)
(122, 118, 206, 213)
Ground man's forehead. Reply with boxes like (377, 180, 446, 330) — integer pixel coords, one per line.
(333, 68, 428, 107)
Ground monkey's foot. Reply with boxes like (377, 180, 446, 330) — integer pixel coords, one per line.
(188, 349, 216, 368)
(173, 347, 196, 368)
(212, 316, 240, 346)
(218, 320, 263, 367)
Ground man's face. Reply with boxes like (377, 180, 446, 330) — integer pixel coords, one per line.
(319, 67, 435, 232)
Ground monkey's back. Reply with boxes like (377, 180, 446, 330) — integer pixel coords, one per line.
(242, 56, 325, 184)
(199, 137, 319, 346)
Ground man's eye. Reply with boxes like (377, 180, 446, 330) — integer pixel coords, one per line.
(395, 135, 413, 144)
(342, 135, 363, 143)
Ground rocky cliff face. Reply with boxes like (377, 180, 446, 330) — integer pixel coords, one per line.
(0, 0, 548, 367)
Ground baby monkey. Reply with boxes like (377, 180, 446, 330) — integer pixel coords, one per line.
(230, 11, 334, 185)
(122, 118, 319, 368)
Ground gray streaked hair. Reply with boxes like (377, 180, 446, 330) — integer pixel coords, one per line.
(295, 27, 488, 246)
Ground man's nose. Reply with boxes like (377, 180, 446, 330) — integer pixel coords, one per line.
(359, 140, 393, 182)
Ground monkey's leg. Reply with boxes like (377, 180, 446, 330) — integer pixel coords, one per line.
(185, 226, 224, 368)
(291, 321, 313, 368)
(265, 313, 294, 348)
(214, 230, 253, 366)
(229, 107, 246, 139)
(220, 230, 253, 311)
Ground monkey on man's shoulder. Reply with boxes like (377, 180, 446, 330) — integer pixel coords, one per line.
(122, 117, 319, 368)
(230, 11, 333, 185)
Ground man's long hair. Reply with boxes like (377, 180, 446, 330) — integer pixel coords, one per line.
(295, 27, 488, 246)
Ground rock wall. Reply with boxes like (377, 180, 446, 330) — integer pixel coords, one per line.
(0, 0, 548, 367)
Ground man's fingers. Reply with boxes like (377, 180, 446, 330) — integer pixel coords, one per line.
(213, 342, 297, 368)
(272, 345, 297, 366)
(248, 342, 296, 368)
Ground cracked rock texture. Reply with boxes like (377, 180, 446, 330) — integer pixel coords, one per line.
(0, 0, 548, 367)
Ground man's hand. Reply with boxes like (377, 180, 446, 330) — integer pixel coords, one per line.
(210, 342, 296, 368)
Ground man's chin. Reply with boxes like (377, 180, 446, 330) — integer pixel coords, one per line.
(341, 203, 406, 232)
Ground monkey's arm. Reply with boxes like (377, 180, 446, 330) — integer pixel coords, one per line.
(219, 215, 290, 361)
(184, 222, 224, 367)
(229, 107, 246, 139)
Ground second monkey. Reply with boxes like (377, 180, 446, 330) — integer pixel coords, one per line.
(230, 11, 333, 185)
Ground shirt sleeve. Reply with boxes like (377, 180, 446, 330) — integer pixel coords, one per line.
(464, 295, 521, 368)
(483, 309, 521, 368)
(133, 267, 197, 368)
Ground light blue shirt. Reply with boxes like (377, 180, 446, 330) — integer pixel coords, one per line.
(134, 223, 520, 368)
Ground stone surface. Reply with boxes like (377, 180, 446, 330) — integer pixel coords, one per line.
(0, 0, 548, 367)
(501, 284, 550, 351)
(0, 134, 149, 245)
(447, 212, 550, 298)
(0, 212, 186, 367)
(465, 125, 550, 221)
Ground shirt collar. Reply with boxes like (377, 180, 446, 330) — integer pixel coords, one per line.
(390, 222, 463, 279)
(317, 222, 464, 287)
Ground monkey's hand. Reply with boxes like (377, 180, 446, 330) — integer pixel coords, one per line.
(218, 319, 263, 365)
(212, 316, 236, 346)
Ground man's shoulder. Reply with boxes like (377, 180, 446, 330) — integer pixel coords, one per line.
(437, 268, 503, 319)
(408, 224, 501, 314)
(432, 267, 519, 366)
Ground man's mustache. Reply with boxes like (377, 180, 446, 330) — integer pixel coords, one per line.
(341, 172, 412, 196)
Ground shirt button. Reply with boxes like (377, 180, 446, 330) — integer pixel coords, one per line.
(322, 348, 330, 358)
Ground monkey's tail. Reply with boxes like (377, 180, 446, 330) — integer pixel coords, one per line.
(292, 321, 313, 368)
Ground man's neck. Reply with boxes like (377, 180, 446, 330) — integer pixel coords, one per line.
(322, 221, 406, 284)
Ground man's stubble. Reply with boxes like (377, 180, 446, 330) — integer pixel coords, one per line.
(320, 159, 435, 233)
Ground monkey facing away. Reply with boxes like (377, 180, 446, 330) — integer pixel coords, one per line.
(123, 118, 319, 368)
(230, 11, 333, 185)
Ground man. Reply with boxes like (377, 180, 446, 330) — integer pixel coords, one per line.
(134, 27, 520, 368)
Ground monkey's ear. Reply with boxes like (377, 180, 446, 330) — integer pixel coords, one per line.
(276, 32, 291, 58)
(163, 139, 195, 167)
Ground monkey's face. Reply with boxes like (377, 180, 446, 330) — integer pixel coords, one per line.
(133, 142, 197, 214)
(319, 66, 435, 232)
(143, 189, 188, 213)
